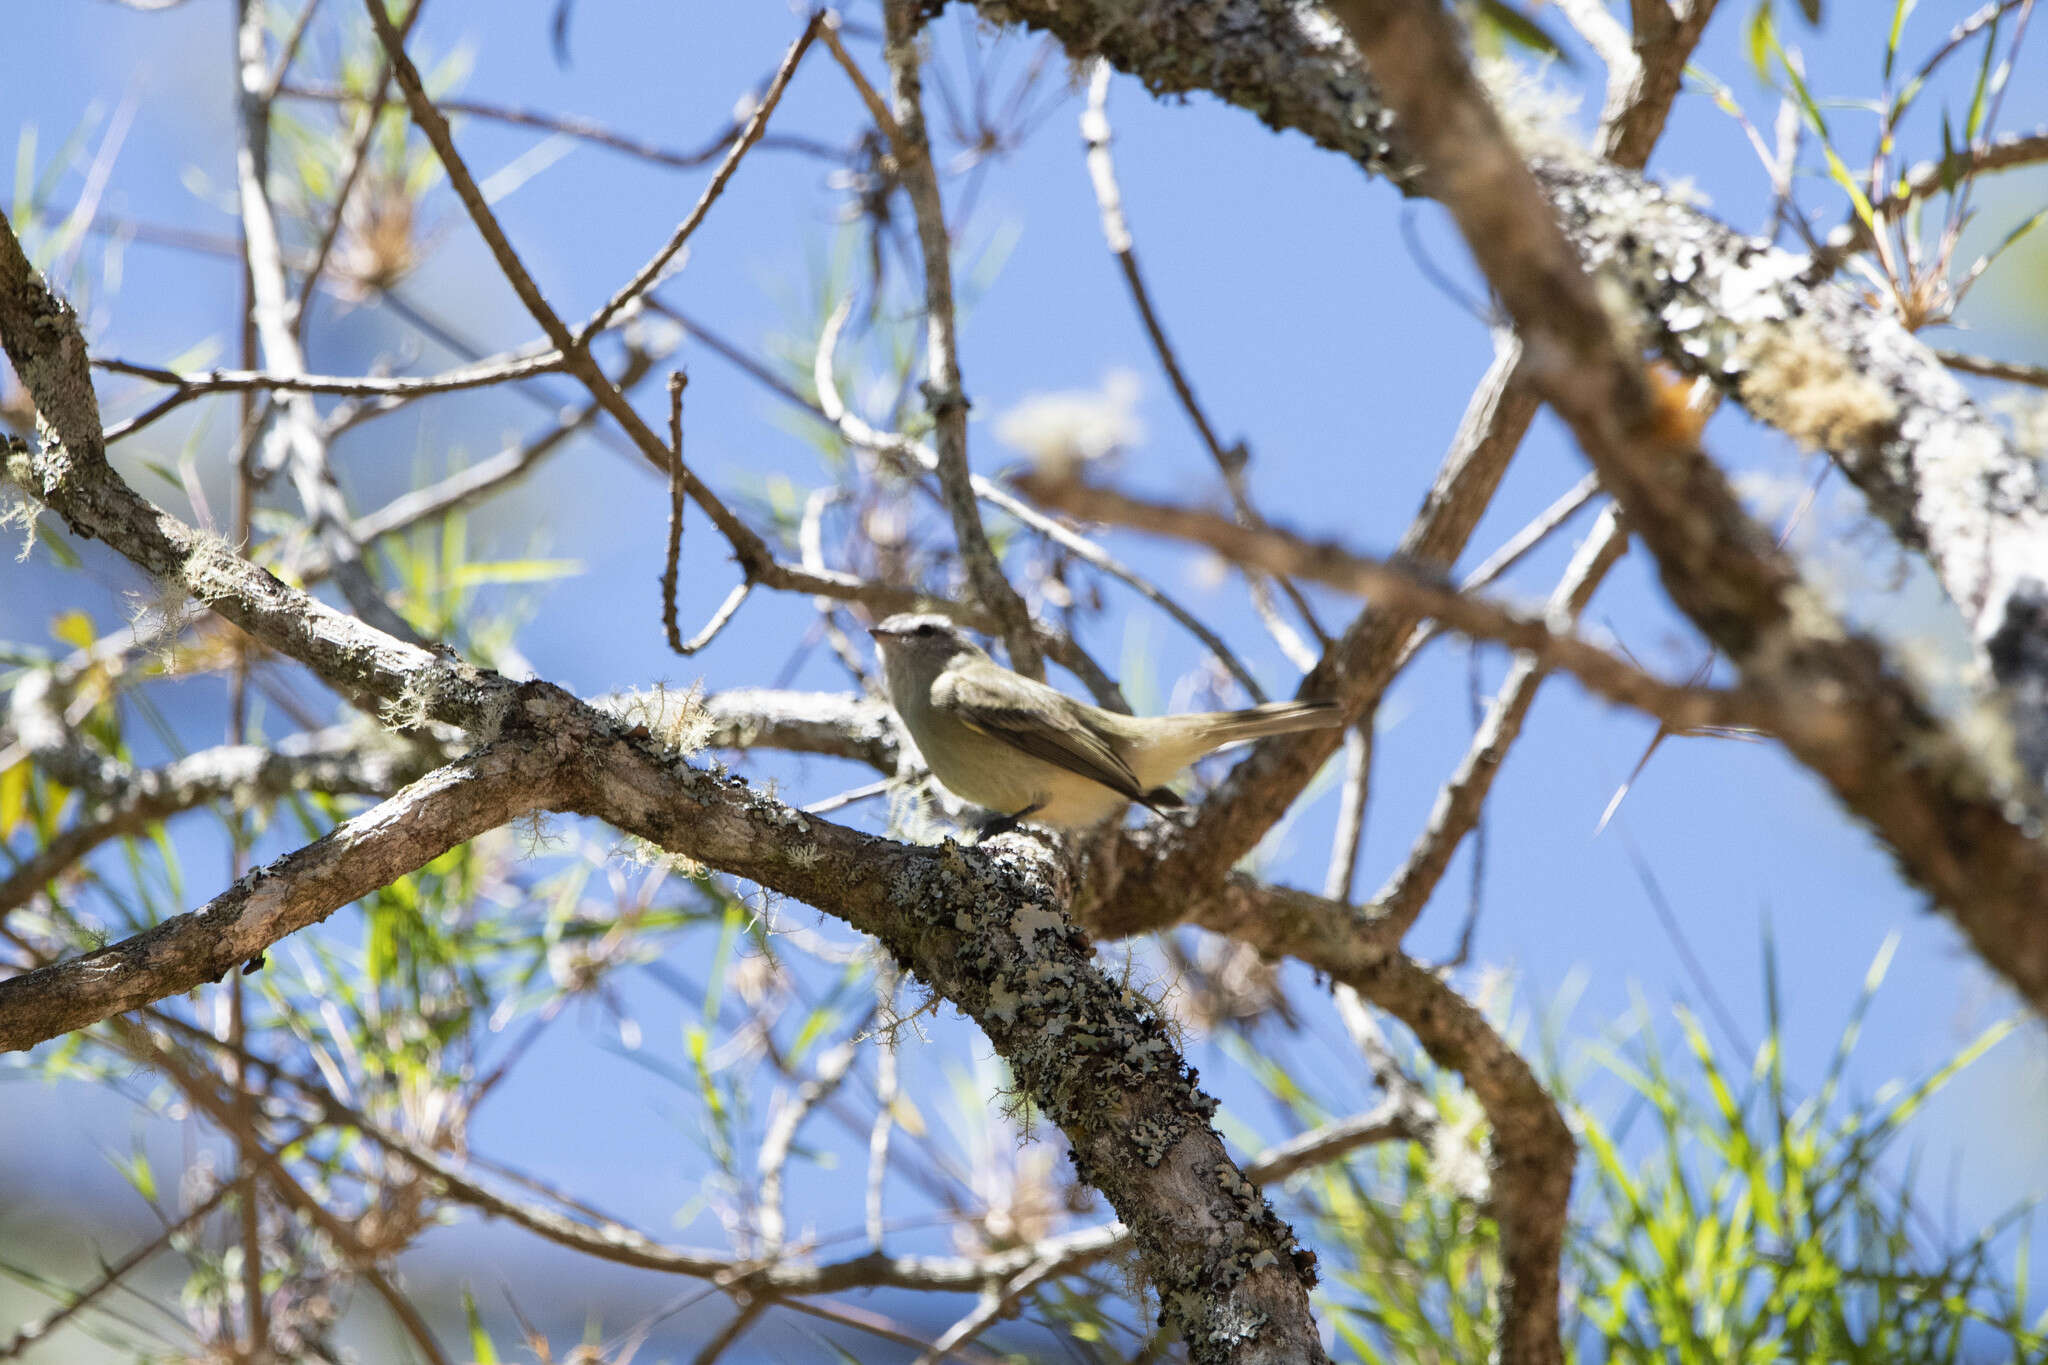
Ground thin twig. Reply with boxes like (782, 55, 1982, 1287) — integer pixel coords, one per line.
(345, 367, 623, 544)
(292, 1, 427, 330)
(236, 0, 423, 644)
(1372, 507, 1631, 941)
(803, 778, 896, 814)
(278, 82, 847, 172)
(815, 296, 1259, 706)
(876, 1, 1044, 678)
(1936, 346, 2048, 389)
(1323, 725, 1373, 903)
(757, 1032, 864, 1255)
(260, 0, 324, 100)
(688, 1297, 773, 1365)
(96, 348, 565, 399)
(867, 973, 900, 1252)
(1079, 60, 1327, 655)
(911, 1265, 1057, 1365)
(662, 371, 692, 653)
(1015, 473, 1763, 737)
(0, 1161, 269, 1358)
(362, 0, 872, 621)
(1461, 474, 1604, 596)
(576, 15, 825, 341)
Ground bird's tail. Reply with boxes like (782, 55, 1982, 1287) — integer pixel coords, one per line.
(1123, 699, 1346, 788)
(1198, 699, 1345, 743)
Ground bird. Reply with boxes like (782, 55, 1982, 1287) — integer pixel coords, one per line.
(869, 613, 1344, 831)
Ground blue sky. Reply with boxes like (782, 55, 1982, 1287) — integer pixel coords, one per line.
(4, 1, 2046, 1358)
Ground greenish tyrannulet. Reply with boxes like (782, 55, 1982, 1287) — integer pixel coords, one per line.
(870, 613, 1343, 830)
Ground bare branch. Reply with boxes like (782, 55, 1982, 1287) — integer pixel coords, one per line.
(1323, 726, 1372, 903)
(1556, 0, 1720, 169)
(576, 16, 824, 341)
(697, 689, 899, 771)
(546, 714, 1331, 1361)
(1372, 507, 1631, 938)
(0, 725, 437, 920)
(1079, 59, 1327, 656)
(1015, 472, 1760, 736)
(288, 3, 415, 333)
(235, 1, 422, 645)
(1338, 951, 1573, 1365)
(6, 221, 1330, 1354)
(357, 6, 1043, 661)
(96, 348, 565, 400)
(1079, 329, 1543, 939)
(278, 81, 846, 174)
(815, 296, 1253, 704)
(877, 1, 1044, 678)
(346, 383, 610, 543)
(0, 740, 553, 1052)
(1937, 347, 2048, 390)
(688, 1297, 771, 1365)
(756, 1034, 863, 1256)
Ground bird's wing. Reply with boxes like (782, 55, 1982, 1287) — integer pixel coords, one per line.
(934, 668, 1151, 803)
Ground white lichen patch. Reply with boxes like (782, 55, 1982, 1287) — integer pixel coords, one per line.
(180, 530, 251, 605)
(380, 670, 444, 731)
(1474, 53, 1586, 163)
(1009, 899, 1071, 944)
(613, 832, 708, 878)
(0, 485, 44, 561)
(605, 681, 715, 756)
(1734, 316, 1900, 454)
(123, 581, 194, 670)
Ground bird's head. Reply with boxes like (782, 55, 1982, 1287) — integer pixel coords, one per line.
(868, 613, 987, 685)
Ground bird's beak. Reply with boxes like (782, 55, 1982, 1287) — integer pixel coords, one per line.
(867, 623, 895, 641)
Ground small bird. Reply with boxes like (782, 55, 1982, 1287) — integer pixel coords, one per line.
(870, 613, 1345, 831)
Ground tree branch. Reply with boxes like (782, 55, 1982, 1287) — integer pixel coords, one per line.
(876, 2, 1044, 678)
(1016, 473, 1759, 737)
(1371, 507, 1632, 937)
(235, 0, 422, 645)
(5, 201, 1328, 1361)
(1320, 0, 2048, 1024)
(0, 724, 437, 920)
(0, 738, 554, 1052)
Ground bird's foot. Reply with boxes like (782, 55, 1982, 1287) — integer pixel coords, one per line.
(975, 802, 1045, 842)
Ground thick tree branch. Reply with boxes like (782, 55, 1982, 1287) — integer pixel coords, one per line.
(698, 688, 900, 771)
(0, 739, 553, 1052)
(549, 689, 1328, 1362)
(1337, 951, 1573, 1365)
(0, 724, 436, 919)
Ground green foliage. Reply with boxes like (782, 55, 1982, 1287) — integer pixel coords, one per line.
(1297, 947, 2042, 1363)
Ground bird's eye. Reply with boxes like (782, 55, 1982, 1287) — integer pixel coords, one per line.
(915, 623, 935, 637)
